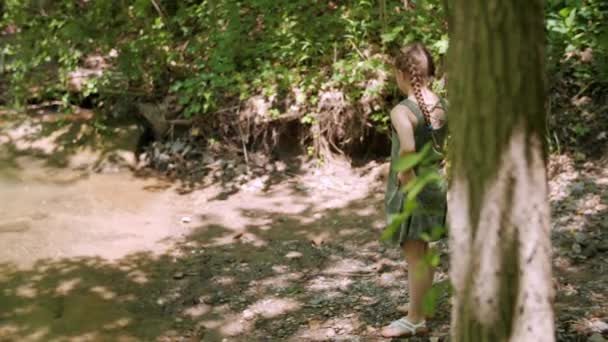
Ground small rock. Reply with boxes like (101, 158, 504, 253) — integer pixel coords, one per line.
(286, 251, 303, 259)
(181, 216, 192, 224)
(589, 319, 608, 333)
(275, 161, 287, 172)
(173, 272, 185, 279)
(572, 243, 582, 254)
(242, 309, 256, 320)
(158, 153, 170, 162)
(379, 273, 396, 287)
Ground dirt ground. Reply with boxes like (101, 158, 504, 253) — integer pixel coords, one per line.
(0, 112, 607, 341)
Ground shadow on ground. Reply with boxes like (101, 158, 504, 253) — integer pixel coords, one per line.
(0, 108, 144, 172)
(0, 108, 321, 201)
(0, 184, 452, 341)
(2, 109, 606, 341)
(548, 154, 608, 340)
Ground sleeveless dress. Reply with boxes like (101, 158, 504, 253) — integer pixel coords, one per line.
(384, 98, 448, 245)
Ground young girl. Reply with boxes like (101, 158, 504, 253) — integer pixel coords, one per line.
(381, 43, 448, 338)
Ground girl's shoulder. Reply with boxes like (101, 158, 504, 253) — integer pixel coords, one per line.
(392, 95, 448, 128)
(396, 98, 421, 115)
(393, 99, 421, 126)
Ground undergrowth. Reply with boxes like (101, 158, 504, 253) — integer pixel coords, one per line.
(0, 0, 606, 157)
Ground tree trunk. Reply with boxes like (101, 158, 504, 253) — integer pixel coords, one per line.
(445, 0, 555, 341)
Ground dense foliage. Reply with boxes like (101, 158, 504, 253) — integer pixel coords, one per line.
(1, 2, 442, 106)
(0, 0, 605, 154)
(0, 0, 444, 155)
(544, 0, 608, 156)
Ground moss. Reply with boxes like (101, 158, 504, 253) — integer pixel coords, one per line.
(446, 0, 545, 340)
(446, 0, 546, 233)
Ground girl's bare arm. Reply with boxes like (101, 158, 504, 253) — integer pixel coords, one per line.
(390, 105, 417, 185)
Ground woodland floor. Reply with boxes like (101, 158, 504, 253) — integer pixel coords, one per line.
(0, 110, 607, 341)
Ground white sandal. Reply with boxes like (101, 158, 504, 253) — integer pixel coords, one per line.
(381, 317, 428, 338)
(397, 303, 431, 318)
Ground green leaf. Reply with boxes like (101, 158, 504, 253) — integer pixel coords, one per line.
(433, 35, 449, 55)
(392, 153, 424, 172)
(565, 8, 577, 27)
(381, 26, 404, 43)
(422, 247, 442, 268)
(403, 171, 441, 202)
(190, 102, 202, 114)
(422, 280, 451, 316)
(392, 143, 432, 172)
(381, 199, 418, 242)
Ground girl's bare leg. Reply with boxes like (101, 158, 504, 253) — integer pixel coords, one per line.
(381, 239, 434, 337)
(402, 239, 434, 323)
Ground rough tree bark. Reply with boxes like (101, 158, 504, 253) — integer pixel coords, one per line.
(446, 0, 555, 341)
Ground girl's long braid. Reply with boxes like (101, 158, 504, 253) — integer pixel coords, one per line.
(407, 56, 432, 129)
(407, 56, 441, 151)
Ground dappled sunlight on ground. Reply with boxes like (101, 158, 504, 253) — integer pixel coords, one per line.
(1, 113, 606, 340)
(548, 154, 608, 339)
(1, 118, 420, 340)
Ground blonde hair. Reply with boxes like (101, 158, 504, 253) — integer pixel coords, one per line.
(394, 43, 436, 128)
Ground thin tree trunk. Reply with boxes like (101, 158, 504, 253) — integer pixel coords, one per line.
(446, 0, 555, 341)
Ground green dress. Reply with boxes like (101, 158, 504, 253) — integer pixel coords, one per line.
(384, 98, 448, 245)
